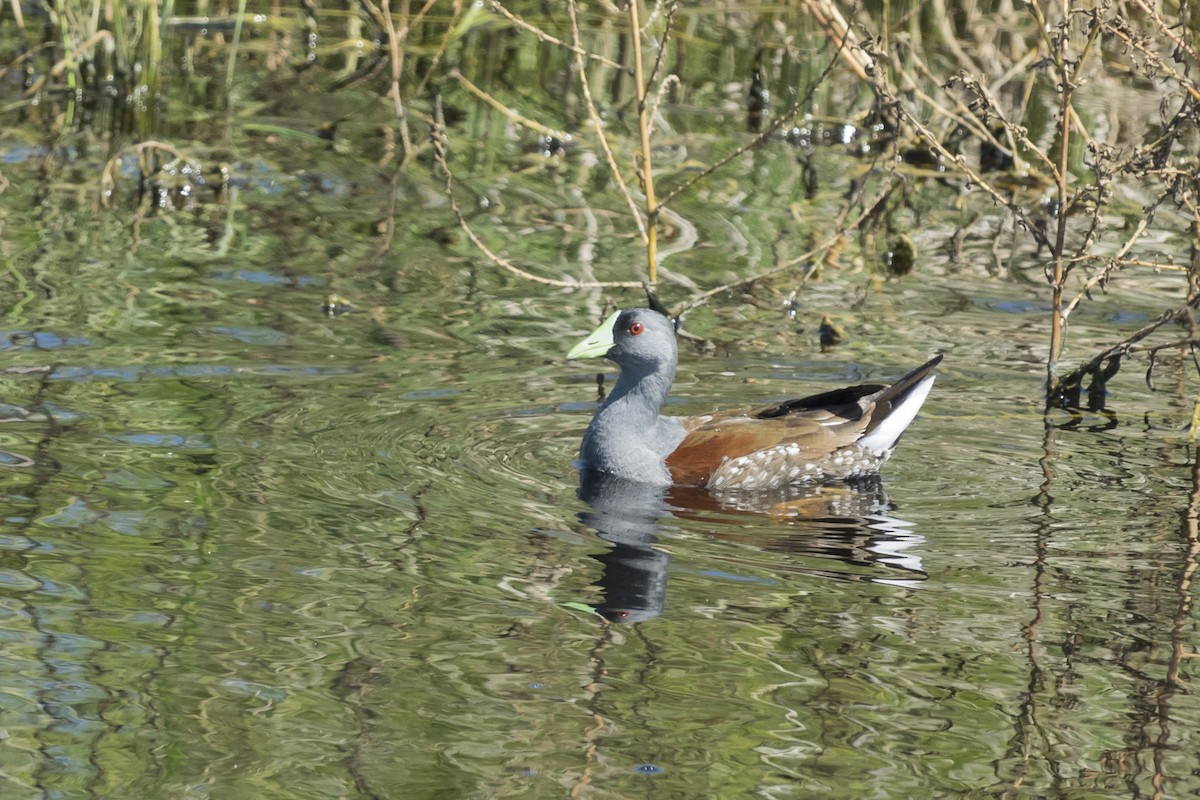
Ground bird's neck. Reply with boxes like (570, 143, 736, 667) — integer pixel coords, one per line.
(600, 362, 676, 424)
(582, 361, 683, 485)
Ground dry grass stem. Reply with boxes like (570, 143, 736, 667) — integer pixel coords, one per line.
(628, 0, 659, 284)
(8, 0, 25, 31)
(801, 0, 873, 80)
(449, 69, 571, 141)
(488, 1, 629, 73)
(672, 178, 900, 318)
(567, 0, 647, 245)
(431, 127, 643, 290)
(927, 0, 986, 77)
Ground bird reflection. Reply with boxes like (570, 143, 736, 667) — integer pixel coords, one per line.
(577, 469, 927, 624)
(577, 469, 672, 624)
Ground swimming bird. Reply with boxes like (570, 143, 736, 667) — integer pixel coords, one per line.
(567, 308, 940, 490)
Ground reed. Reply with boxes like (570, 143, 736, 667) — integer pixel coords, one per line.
(10, 0, 184, 136)
(442, 1, 830, 289)
(627, 0, 658, 284)
(11, 0, 1200, 406)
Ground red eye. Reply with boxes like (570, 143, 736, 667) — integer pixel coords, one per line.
(629, 322, 644, 335)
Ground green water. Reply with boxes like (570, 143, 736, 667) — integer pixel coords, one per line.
(3, 4, 1200, 798)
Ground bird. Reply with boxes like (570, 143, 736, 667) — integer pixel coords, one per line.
(566, 308, 941, 490)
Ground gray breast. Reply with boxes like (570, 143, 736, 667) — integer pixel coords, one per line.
(582, 414, 684, 485)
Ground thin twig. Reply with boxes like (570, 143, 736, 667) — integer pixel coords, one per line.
(1062, 185, 1175, 317)
(430, 126, 643, 289)
(414, 0, 463, 96)
(566, 0, 647, 243)
(671, 178, 900, 318)
(380, 0, 414, 165)
(487, 1, 629, 73)
(1057, 302, 1200, 394)
(1105, 15, 1200, 102)
(899, 58, 1004, 151)
(642, 0, 677, 95)
(802, 0, 874, 80)
(628, 0, 658, 283)
(1127, 0, 1200, 71)
(875, 84, 1049, 250)
(450, 69, 571, 141)
(1046, 5, 1075, 385)
(1117, 260, 1192, 272)
(657, 51, 841, 212)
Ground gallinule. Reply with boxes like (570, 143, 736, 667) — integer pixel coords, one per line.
(567, 308, 941, 490)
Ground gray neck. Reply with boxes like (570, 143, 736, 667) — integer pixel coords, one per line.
(581, 360, 683, 484)
(599, 359, 676, 424)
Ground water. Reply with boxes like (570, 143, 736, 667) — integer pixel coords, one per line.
(3, 170, 1197, 796)
(4, 6, 1200, 799)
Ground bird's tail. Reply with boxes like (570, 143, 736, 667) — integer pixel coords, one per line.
(857, 355, 943, 454)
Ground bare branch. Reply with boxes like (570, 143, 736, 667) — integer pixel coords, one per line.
(657, 43, 842, 212)
(487, 1, 630, 73)
(449, 69, 572, 141)
(430, 126, 643, 290)
(566, 0, 647, 244)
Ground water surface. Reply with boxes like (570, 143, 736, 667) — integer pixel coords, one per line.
(2, 6, 1200, 799)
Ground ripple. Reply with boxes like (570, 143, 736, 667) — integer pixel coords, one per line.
(0, 330, 92, 351)
(210, 269, 322, 287)
(0, 569, 41, 591)
(0, 451, 35, 467)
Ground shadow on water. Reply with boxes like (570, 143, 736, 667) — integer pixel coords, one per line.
(577, 469, 929, 623)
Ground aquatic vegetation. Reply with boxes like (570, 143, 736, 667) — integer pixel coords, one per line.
(4, 6, 1200, 800)
(3, 0, 1199, 409)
